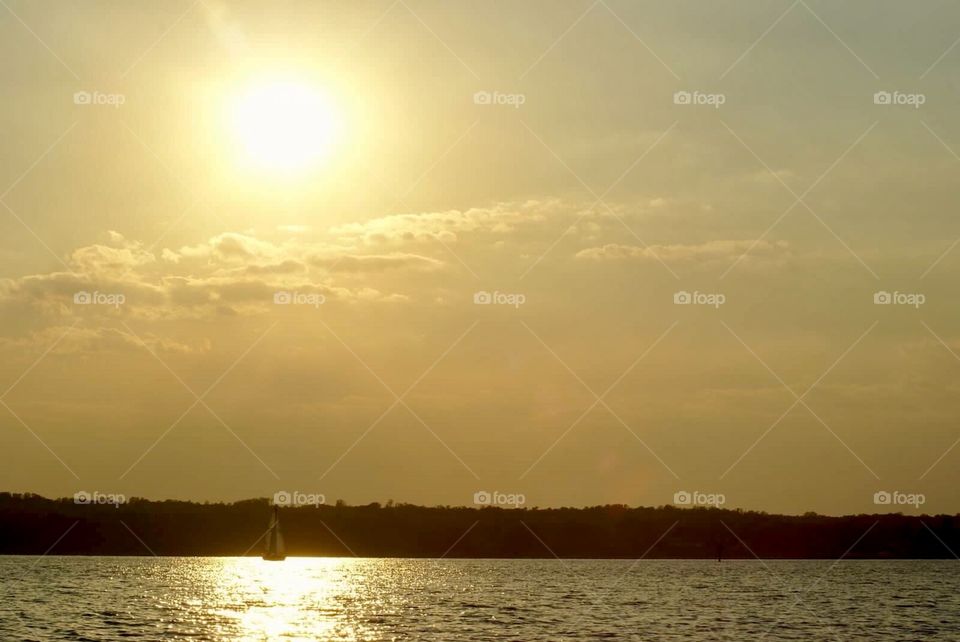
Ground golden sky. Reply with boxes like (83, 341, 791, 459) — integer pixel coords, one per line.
(1, 0, 959, 515)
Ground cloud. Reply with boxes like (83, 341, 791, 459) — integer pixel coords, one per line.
(310, 252, 443, 273)
(164, 233, 444, 274)
(232, 260, 308, 276)
(0, 325, 209, 356)
(327, 200, 565, 246)
(170, 232, 281, 263)
(0, 229, 425, 321)
(69, 231, 155, 274)
(1, 209, 801, 330)
(576, 240, 791, 264)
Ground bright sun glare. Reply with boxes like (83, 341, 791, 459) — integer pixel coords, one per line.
(230, 80, 341, 175)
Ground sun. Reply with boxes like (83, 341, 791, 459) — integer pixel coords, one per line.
(229, 79, 342, 175)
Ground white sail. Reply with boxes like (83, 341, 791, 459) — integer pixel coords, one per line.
(263, 507, 286, 560)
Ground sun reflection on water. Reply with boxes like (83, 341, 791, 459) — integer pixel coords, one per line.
(200, 557, 373, 642)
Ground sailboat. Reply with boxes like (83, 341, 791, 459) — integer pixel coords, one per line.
(262, 505, 286, 561)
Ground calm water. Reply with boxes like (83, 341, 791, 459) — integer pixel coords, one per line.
(1, 558, 957, 640)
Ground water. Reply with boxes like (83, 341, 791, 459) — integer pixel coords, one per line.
(1, 557, 957, 640)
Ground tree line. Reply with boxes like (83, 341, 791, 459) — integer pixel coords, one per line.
(0, 493, 957, 558)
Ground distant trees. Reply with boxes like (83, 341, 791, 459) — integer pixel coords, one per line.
(0, 493, 957, 558)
